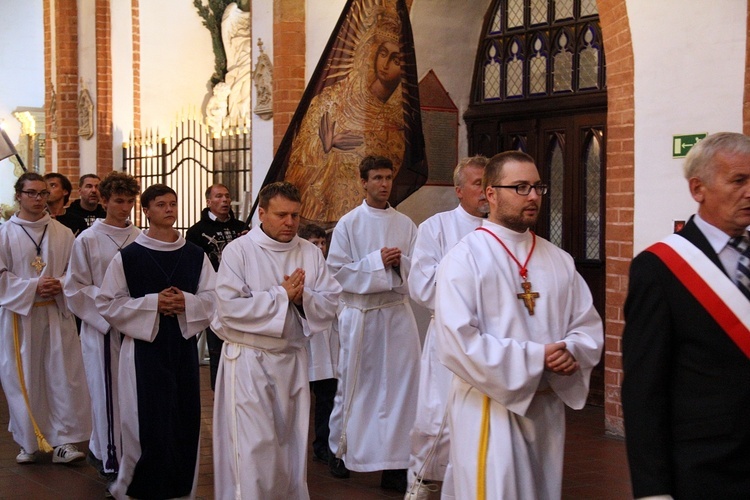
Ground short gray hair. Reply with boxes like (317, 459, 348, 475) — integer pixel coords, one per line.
(453, 156, 488, 187)
(683, 132, 750, 183)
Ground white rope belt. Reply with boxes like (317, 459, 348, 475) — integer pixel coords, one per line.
(336, 295, 408, 458)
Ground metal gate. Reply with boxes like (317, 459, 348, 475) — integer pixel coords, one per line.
(122, 118, 252, 232)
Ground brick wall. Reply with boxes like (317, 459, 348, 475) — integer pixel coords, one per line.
(132, 0, 141, 140)
(598, 0, 635, 437)
(273, 0, 305, 151)
(745, 2, 750, 135)
(53, 0, 80, 183)
(96, 0, 113, 176)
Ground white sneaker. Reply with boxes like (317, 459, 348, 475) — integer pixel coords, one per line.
(16, 448, 36, 464)
(52, 444, 85, 464)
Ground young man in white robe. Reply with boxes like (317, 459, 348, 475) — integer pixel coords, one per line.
(405, 156, 488, 499)
(434, 151, 604, 499)
(63, 172, 141, 484)
(0, 172, 91, 465)
(211, 182, 341, 500)
(96, 184, 216, 500)
(327, 155, 420, 493)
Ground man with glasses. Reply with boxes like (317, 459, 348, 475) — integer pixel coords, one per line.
(0, 172, 91, 465)
(433, 151, 603, 498)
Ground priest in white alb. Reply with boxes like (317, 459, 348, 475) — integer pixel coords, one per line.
(211, 182, 341, 500)
(63, 172, 141, 481)
(327, 155, 420, 493)
(0, 172, 90, 465)
(434, 151, 604, 499)
(405, 156, 488, 499)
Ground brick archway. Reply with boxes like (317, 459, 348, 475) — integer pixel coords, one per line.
(598, 0, 634, 436)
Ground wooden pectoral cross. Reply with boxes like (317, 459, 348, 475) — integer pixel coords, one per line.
(517, 281, 540, 315)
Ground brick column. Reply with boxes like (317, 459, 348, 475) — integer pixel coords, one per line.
(96, 0, 113, 175)
(744, 2, 750, 134)
(598, 0, 635, 437)
(273, 0, 305, 151)
(54, 0, 80, 182)
(132, 0, 141, 140)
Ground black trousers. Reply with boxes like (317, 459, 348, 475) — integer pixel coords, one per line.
(310, 378, 337, 459)
(206, 327, 224, 391)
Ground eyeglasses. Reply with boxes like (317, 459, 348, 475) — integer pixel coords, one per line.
(492, 184, 549, 196)
(19, 190, 51, 199)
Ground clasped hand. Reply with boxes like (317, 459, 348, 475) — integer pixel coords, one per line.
(380, 247, 401, 269)
(36, 276, 62, 299)
(283, 268, 305, 306)
(158, 286, 185, 316)
(544, 341, 579, 376)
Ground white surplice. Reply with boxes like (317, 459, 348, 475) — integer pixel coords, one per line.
(96, 231, 216, 500)
(0, 214, 91, 453)
(327, 200, 420, 472)
(435, 220, 604, 500)
(407, 205, 484, 484)
(211, 226, 341, 500)
(63, 219, 141, 473)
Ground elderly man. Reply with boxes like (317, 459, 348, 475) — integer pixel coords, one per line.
(622, 132, 750, 499)
(405, 156, 488, 498)
(212, 182, 341, 499)
(434, 151, 603, 498)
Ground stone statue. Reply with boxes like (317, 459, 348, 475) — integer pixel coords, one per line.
(253, 38, 273, 120)
(221, 2, 251, 123)
(206, 82, 232, 134)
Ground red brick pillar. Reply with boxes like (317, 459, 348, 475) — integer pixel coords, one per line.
(273, 0, 305, 152)
(598, 0, 635, 437)
(132, 0, 141, 141)
(53, 0, 80, 183)
(744, 2, 750, 134)
(96, 0, 113, 176)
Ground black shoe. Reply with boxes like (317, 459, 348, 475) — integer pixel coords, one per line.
(328, 454, 350, 479)
(312, 448, 330, 463)
(381, 469, 407, 493)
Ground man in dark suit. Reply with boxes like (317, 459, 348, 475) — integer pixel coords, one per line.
(622, 131, 750, 499)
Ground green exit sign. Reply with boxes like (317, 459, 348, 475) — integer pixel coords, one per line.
(673, 133, 707, 158)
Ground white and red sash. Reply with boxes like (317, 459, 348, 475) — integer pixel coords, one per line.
(646, 234, 750, 359)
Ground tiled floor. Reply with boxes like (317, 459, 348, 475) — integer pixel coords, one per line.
(0, 365, 632, 499)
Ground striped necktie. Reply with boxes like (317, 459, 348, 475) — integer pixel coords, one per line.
(728, 232, 750, 300)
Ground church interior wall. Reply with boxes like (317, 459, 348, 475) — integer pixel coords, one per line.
(251, 0, 275, 222)
(78, 0, 98, 176)
(110, 0, 135, 172)
(138, 1, 214, 134)
(0, 0, 43, 208)
(628, 0, 747, 253)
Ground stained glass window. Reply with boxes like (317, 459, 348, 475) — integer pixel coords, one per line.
(506, 39, 524, 97)
(549, 134, 565, 248)
(584, 131, 602, 259)
(507, 0, 524, 28)
(476, 0, 603, 104)
(578, 25, 600, 90)
(484, 42, 502, 100)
